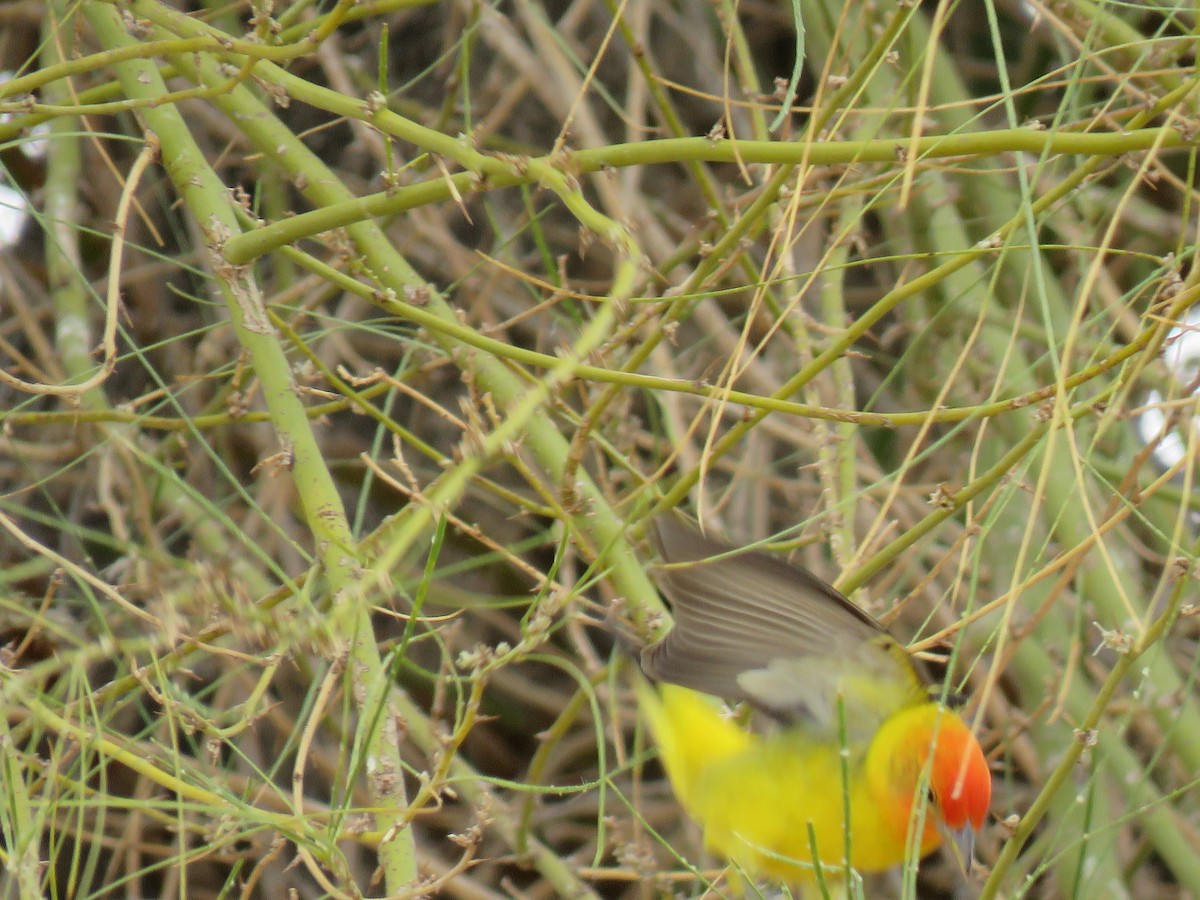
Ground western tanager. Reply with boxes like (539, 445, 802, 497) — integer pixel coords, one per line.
(638, 518, 991, 893)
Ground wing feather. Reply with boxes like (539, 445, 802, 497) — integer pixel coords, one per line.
(641, 517, 926, 736)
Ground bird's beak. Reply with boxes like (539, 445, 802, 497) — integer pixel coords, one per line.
(937, 819, 976, 875)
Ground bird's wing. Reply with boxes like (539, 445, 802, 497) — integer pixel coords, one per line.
(641, 516, 927, 741)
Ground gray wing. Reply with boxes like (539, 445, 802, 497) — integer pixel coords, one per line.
(640, 516, 925, 731)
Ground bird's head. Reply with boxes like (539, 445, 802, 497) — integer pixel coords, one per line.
(871, 703, 992, 869)
(925, 708, 991, 869)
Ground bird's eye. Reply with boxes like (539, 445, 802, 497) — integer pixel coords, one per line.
(943, 690, 968, 709)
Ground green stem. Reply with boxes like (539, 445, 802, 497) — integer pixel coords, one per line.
(83, 2, 416, 891)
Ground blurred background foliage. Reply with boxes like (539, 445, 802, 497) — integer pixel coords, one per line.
(0, 0, 1199, 897)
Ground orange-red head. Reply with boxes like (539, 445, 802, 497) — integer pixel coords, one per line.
(930, 713, 991, 832)
(927, 710, 991, 867)
(869, 703, 991, 867)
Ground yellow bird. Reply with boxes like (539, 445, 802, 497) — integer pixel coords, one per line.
(638, 518, 991, 893)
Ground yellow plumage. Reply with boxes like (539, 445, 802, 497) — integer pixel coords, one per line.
(636, 519, 991, 892)
(640, 682, 965, 882)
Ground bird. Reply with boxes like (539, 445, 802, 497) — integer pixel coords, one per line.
(636, 517, 992, 894)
